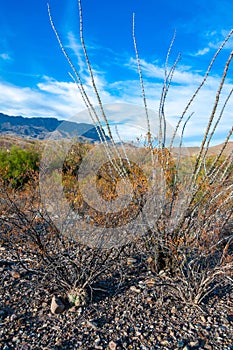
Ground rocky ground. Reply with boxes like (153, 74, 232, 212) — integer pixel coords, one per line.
(1, 244, 232, 350)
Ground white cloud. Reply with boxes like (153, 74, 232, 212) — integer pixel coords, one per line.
(0, 53, 11, 61)
(66, 32, 86, 75)
(0, 80, 83, 119)
(127, 57, 204, 85)
(0, 55, 232, 146)
(0, 76, 116, 121)
(107, 58, 233, 145)
(191, 47, 210, 57)
(204, 28, 233, 50)
(127, 58, 164, 80)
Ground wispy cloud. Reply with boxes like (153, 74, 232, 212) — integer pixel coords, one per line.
(66, 31, 86, 75)
(127, 58, 164, 81)
(0, 75, 115, 121)
(0, 54, 232, 146)
(190, 47, 210, 57)
(127, 57, 203, 85)
(203, 28, 233, 50)
(0, 52, 11, 61)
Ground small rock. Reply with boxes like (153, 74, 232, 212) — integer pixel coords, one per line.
(189, 323, 195, 330)
(141, 345, 149, 350)
(146, 297, 153, 305)
(10, 313, 18, 321)
(50, 296, 65, 314)
(108, 340, 117, 350)
(200, 315, 207, 323)
(95, 336, 101, 345)
(189, 340, 199, 347)
(11, 271, 20, 279)
(127, 257, 137, 265)
(171, 306, 177, 314)
(55, 338, 62, 346)
(130, 286, 141, 293)
(42, 302, 47, 309)
(170, 330, 175, 338)
(145, 278, 156, 288)
(160, 340, 169, 346)
(69, 306, 83, 316)
(86, 320, 98, 329)
(12, 336, 19, 343)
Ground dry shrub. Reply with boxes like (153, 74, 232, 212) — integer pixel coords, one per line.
(1, 0, 232, 307)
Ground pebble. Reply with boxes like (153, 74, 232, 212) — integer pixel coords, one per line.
(200, 315, 207, 323)
(160, 339, 169, 345)
(85, 320, 98, 329)
(10, 271, 21, 279)
(171, 306, 177, 313)
(50, 296, 65, 314)
(129, 286, 141, 293)
(10, 313, 18, 321)
(189, 340, 199, 347)
(94, 336, 101, 344)
(127, 258, 137, 265)
(145, 278, 156, 287)
(0, 241, 232, 350)
(108, 340, 117, 350)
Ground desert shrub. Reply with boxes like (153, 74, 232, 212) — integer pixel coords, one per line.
(49, 0, 232, 305)
(62, 142, 91, 176)
(0, 168, 128, 306)
(0, 145, 39, 188)
(1, 0, 232, 308)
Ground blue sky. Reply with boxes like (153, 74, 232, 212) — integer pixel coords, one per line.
(0, 0, 233, 146)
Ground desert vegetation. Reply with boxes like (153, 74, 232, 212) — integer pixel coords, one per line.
(1, 0, 232, 305)
(0, 145, 39, 188)
(0, 1, 232, 348)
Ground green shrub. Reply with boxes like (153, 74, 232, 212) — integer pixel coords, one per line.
(0, 145, 39, 188)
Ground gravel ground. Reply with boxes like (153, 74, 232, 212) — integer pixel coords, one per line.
(0, 245, 232, 350)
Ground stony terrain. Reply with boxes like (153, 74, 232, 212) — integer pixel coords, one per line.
(0, 135, 232, 349)
(0, 245, 232, 350)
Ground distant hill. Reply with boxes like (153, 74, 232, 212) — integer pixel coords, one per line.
(0, 112, 109, 142)
(172, 142, 233, 158)
(0, 113, 232, 157)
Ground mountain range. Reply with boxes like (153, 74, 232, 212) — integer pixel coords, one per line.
(0, 112, 108, 142)
(0, 112, 232, 157)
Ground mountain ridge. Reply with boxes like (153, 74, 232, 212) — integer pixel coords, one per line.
(0, 112, 107, 142)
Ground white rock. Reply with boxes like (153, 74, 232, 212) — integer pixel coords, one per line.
(50, 296, 65, 314)
(108, 341, 117, 350)
(130, 286, 141, 293)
